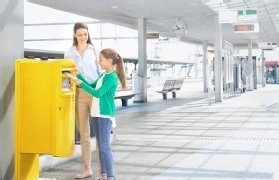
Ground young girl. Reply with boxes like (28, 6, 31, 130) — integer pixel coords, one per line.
(74, 48, 126, 180)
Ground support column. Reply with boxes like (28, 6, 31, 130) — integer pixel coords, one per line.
(247, 40, 254, 91)
(203, 41, 208, 92)
(214, 15, 223, 102)
(0, 0, 24, 179)
(133, 17, 147, 102)
(262, 50, 266, 87)
(195, 54, 198, 78)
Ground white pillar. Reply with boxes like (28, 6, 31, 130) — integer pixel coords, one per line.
(133, 18, 147, 102)
(247, 39, 254, 91)
(203, 41, 208, 92)
(195, 55, 198, 78)
(0, 0, 24, 179)
(262, 50, 266, 87)
(214, 15, 223, 102)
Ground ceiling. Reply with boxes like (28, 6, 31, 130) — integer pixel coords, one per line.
(29, 0, 279, 47)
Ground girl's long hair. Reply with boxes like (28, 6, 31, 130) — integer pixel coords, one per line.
(73, 22, 93, 46)
(100, 48, 126, 89)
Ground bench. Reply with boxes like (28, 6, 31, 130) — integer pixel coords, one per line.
(115, 90, 137, 106)
(172, 79, 184, 98)
(157, 79, 184, 99)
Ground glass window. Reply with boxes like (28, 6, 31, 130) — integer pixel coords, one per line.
(101, 39, 116, 49)
(88, 24, 101, 39)
(92, 40, 102, 49)
(25, 24, 101, 40)
(115, 26, 137, 37)
(115, 39, 138, 58)
(24, 25, 73, 39)
(25, 40, 72, 51)
(101, 23, 116, 38)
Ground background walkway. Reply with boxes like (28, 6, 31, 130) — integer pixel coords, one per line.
(40, 80, 279, 180)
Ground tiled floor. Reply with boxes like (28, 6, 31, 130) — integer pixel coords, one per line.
(40, 82, 279, 180)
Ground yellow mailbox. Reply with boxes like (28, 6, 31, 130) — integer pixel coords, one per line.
(15, 59, 76, 180)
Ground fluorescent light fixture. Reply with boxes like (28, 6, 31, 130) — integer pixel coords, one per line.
(111, 5, 119, 9)
(189, 3, 199, 6)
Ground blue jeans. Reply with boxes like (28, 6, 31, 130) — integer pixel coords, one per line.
(92, 117, 114, 179)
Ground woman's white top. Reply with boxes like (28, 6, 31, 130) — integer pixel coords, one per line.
(64, 44, 101, 83)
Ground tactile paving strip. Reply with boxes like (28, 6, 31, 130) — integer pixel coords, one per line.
(115, 134, 279, 144)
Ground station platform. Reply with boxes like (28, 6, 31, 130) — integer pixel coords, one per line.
(39, 79, 279, 180)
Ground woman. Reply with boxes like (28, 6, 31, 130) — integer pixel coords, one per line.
(74, 48, 126, 180)
(64, 22, 101, 179)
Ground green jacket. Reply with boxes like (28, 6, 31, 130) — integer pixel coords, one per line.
(77, 72, 118, 117)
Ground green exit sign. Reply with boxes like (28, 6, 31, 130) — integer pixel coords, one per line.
(238, 9, 257, 15)
(238, 9, 257, 22)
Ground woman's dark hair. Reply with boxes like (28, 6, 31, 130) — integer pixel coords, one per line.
(73, 22, 93, 46)
(100, 48, 126, 89)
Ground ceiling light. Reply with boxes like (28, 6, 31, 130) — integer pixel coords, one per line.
(244, 0, 262, 3)
(111, 5, 119, 9)
(189, 3, 199, 6)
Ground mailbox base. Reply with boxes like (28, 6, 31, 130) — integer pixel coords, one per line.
(15, 153, 39, 180)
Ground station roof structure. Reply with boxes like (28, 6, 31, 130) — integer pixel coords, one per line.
(29, 0, 279, 47)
